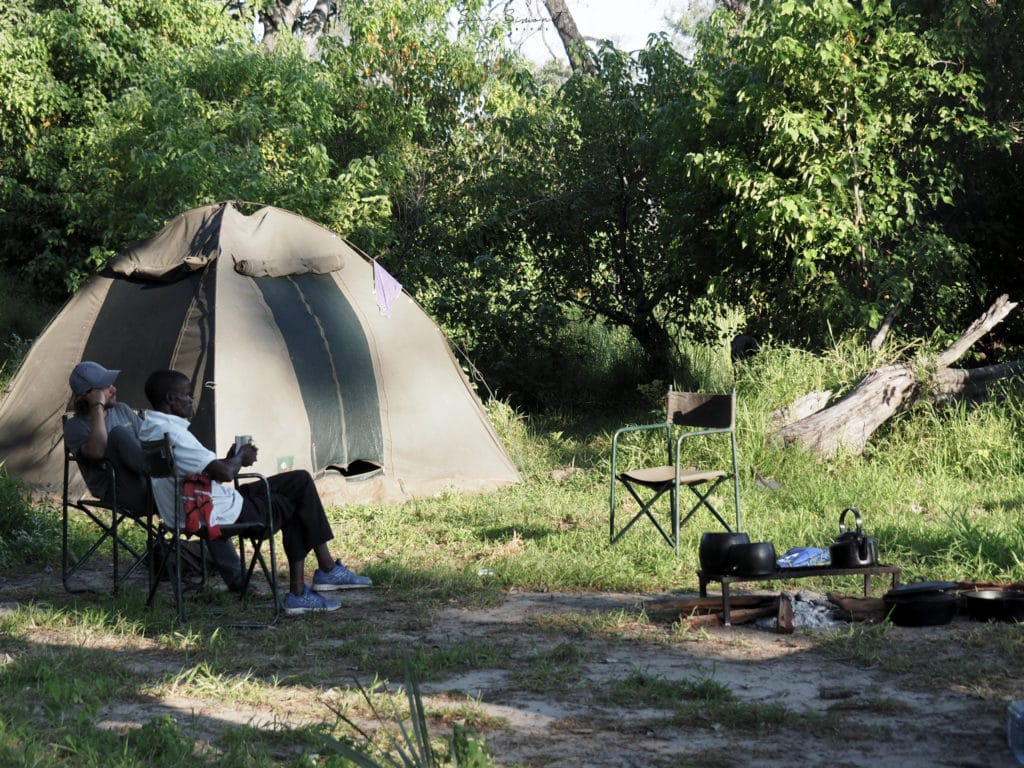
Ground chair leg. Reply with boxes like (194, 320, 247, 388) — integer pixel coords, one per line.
(62, 504, 114, 590)
(62, 500, 153, 595)
(679, 478, 734, 533)
(146, 531, 170, 609)
(612, 481, 678, 550)
(145, 527, 189, 623)
(612, 476, 738, 554)
(670, 484, 680, 556)
(229, 533, 280, 628)
(174, 530, 186, 624)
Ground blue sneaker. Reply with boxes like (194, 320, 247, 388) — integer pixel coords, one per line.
(283, 585, 341, 615)
(312, 560, 373, 591)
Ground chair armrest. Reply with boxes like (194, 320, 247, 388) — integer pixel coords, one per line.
(674, 427, 732, 473)
(611, 422, 672, 476)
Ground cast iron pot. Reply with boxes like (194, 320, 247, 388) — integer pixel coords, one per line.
(962, 590, 1024, 623)
(883, 581, 960, 627)
(699, 532, 750, 575)
(726, 541, 777, 577)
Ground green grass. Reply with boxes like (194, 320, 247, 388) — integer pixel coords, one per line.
(4, 337, 1024, 764)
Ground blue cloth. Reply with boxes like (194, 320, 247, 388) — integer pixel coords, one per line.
(776, 546, 830, 568)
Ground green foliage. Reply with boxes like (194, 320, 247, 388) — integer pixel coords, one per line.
(896, 2, 1024, 341)
(465, 38, 722, 380)
(125, 716, 197, 764)
(320, 654, 493, 767)
(600, 669, 733, 708)
(0, 270, 59, 371)
(0, 0, 249, 296)
(0, 471, 60, 569)
(62, 42, 391, 255)
(684, 0, 996, 342)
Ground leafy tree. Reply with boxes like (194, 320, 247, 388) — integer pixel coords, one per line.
(0, 0, 248, 295)
(3, 0, 520, 296)
(422, 39, 720, 383)
(683, 0, 997, 343)
(898, 0, 1024, 350)
(63, 42, 389, 254)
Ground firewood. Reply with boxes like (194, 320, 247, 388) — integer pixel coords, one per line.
(678, 601, 779, 628)
(827, 591, 886, 622)
(777, 592, 794, 634)
(644, 595, 773, 616)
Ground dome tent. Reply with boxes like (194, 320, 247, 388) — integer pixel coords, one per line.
(0, 202, 521, 505)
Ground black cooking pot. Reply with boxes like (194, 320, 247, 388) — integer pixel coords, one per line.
(883, 581, 960, 627)
(699, 531, 750, 574)
(962, 590, 1024, 623)
(727, 541, 777, 576)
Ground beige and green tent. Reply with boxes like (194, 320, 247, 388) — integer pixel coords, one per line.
(0, 202, 521, 504)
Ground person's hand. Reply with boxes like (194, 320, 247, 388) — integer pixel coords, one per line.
(84, 388, 107, 411)
(238, 443, 258, 467)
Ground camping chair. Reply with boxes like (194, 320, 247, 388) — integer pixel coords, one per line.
(141, 434, 280, 627)
(61, 416, 155, 593)
(610, 391, 742, 554)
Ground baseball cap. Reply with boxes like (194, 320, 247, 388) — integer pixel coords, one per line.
(69, 361, 120, 395)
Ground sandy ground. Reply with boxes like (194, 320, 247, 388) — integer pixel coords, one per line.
(418, 591, 1018, 768)
(2, 567, 1021, 768)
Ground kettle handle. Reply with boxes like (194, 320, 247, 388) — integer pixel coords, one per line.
(838, 507, 863, 535)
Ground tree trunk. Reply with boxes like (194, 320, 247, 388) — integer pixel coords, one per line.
(541, 0, 595, 74)
(869, 302, 901, 352)
(771, 295, 1020, 457)
(259, 0, 303, 53)
(300, 0, 335, 59)
(628, 314, 675, 382)
(932, 360, 1024, 403)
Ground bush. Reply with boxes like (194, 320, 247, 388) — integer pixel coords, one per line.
(480, 314, 647, 413)
(0, 269, 58, 374)
(0, 469, 60, 569)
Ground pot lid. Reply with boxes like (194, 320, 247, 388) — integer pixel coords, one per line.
(963, 589, 1024, 601)
(887, 580, 960, 596)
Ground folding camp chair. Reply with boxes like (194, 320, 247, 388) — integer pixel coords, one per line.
(141, 434, 280, 627)
(61, 416, 155, 593)
(610, 391, 742, 554)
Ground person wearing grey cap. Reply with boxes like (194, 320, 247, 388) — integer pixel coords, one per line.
(63, 361, 148, 512)
(63, 361, 248, 592)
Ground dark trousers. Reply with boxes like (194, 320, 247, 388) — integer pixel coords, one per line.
(102, 427, 150, 512)
(235, 470, 334, 564)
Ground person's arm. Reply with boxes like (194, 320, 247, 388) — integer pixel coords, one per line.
(76, 391, 110, 461)
(202, 443, 257, 483)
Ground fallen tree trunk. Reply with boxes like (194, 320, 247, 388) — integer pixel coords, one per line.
(771, 295, 1020, 458)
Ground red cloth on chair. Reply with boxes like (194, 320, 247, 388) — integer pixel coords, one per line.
(182, 474, 222, 539)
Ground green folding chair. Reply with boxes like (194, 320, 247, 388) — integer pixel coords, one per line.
(610, 391, 742, 554)
(61, 415, 155, 593)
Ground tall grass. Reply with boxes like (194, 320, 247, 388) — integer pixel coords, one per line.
(0, 469, 61, 568)
(318, 336, 1024, 600)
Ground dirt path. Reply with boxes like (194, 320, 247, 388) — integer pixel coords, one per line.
(2, 568, 1019, 767)
(417, 591, 1014, 768)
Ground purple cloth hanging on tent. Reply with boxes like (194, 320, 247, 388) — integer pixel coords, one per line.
(373, 261, 403, 317)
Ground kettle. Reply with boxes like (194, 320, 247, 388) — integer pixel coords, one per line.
(829, 507, 878, 568)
